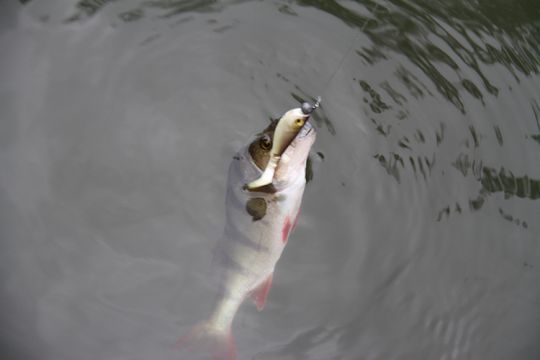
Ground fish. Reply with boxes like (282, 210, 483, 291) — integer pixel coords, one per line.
(174, 101, 318, 360)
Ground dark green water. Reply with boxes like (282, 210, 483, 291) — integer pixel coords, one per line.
(1, 1, 539, 359)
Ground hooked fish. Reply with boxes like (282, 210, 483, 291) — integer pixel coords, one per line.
(174, 100, 319, 360)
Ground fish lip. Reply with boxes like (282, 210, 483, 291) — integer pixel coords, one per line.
(296, 120, 315, 139)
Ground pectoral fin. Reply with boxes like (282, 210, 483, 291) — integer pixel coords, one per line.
(250, 273, 273, 311)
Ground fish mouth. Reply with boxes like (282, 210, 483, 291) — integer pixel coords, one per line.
(280, 119, 316, 160)
(271, 120, 315, 184)
(269, 118, 315, 154)
(295, 120, 315, 140)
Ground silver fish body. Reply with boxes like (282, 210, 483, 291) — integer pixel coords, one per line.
(175, 117, 316, 360)
(210, 120, 316, 331)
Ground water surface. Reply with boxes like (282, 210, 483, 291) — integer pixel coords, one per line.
(1, 1, 539, 359)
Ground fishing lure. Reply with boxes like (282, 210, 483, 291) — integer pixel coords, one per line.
(246, 97, 320, 190)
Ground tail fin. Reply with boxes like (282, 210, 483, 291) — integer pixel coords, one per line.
(173, 321, 237, 360)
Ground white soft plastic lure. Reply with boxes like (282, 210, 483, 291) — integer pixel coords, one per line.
(175, 100, 319, 360)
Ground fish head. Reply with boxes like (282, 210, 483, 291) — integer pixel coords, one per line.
(248, 108, 316, 186)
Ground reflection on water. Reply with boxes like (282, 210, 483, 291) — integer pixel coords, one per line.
(439, 153, 539, 226)
(292, 0, 540, 230)
(532, 99, 540, 143)
(300, 0, 539, 105)
(66, 0, 239, 22)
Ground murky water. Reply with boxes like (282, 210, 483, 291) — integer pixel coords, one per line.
(1, 1, 539, 359)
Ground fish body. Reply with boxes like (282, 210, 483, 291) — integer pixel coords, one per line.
(175, 110, 316, 360)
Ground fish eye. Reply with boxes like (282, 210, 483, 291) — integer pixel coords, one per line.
(294, 118, 305, 128)
(259, 134, 272, 150)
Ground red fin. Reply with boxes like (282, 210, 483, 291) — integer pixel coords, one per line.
(173, 322, 237, 360)
(282, 216, 292, 244)
(250, 273, 273, 311)
(282, 210, 301, 244)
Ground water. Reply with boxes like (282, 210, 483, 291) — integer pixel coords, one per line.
(1, 1, 539, 359)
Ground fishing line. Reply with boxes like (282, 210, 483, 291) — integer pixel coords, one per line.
(318, 3, 379, 98)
